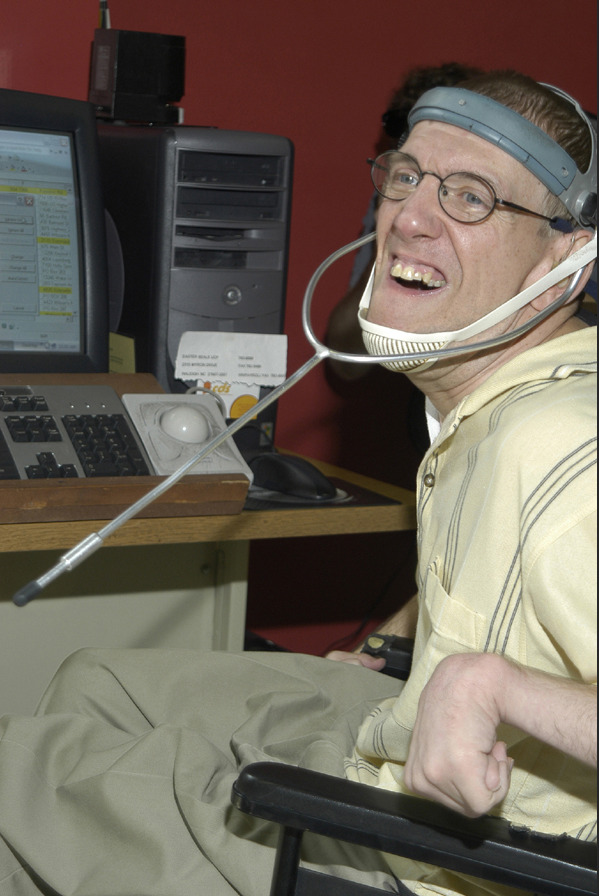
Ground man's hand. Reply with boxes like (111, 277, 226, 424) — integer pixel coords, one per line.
(404, 653, 514, 818)
(404, 650, 597, 818)
(326, 650, 386, 672)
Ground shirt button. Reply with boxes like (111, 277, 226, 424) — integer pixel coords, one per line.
(424, 473, 436, 488)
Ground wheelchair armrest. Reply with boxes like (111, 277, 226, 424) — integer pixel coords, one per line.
(232, 762, 597, 896)
(361, 634, 414, 680)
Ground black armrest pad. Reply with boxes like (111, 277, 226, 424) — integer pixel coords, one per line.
(232, 763, 597, 896)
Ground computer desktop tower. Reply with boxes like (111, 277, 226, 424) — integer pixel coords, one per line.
(97, 124, 293, 443)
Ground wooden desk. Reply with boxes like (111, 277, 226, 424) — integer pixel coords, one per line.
(0, 458, 416, 553)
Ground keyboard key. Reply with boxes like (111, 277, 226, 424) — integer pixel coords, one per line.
(26, 465, 48, 479)
(130, 455, 151, 476)
(70, 435, 89, 451)
(62, 415, 82, 433)
(37, 452, 59, 469)
(0, 465, 20, 480)
(60, 465, 79, 478)
(8, 426, 28, 443)
(116, 459, 136, 476)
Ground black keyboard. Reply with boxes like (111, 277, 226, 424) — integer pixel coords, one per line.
(0, 385, 153, 480)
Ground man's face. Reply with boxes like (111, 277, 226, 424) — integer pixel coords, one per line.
(368, 120, 558, 338)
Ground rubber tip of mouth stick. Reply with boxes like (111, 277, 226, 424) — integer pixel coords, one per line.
(13, 581, 43, 607)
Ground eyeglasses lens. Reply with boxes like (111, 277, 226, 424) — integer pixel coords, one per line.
(440, 173, 495, 222)
(371, 153, 497, 223)
(371, 153, 419, 200)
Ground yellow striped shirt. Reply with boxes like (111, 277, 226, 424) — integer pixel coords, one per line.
(347, 327, 597, 896)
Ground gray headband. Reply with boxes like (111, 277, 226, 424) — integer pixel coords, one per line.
(408, 86, 596, 229)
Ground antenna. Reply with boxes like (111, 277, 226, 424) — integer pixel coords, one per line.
(99, 0, 111, 29)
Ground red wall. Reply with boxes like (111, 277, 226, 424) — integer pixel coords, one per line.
(2, 1, 596, 651)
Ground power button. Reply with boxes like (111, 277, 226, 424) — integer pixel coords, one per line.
(223, 285, 243, 306)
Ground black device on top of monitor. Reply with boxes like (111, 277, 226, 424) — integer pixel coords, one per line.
(0, 88, 109, 373)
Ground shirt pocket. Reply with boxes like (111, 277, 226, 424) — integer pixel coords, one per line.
(422, 564, 486, 649)
(392, 565, 487, 734)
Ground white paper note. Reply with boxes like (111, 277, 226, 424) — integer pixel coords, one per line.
(175, 331, 288, 386)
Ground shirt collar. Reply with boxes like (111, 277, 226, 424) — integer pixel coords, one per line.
(438, 327, 596, 437)
(425, 397, 442, 444)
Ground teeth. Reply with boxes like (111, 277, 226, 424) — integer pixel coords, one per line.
(391, 262, 446, 289)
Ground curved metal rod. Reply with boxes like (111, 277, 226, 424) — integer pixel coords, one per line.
(12, 352, 325, 606)
(11, 231, 593, 604)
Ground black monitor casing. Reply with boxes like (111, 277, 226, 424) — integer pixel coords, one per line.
(0, 88, 109, 373)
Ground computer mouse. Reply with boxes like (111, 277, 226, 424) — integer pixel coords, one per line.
(249, 453, 338, 500)
(159, 405, 210, 444)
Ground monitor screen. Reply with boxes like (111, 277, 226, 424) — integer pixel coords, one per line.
(0, 89, 109, 373)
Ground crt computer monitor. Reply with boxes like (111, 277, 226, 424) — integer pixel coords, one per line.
(0, 88, 109, 373)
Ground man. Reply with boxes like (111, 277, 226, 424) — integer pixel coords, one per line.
(342, 71, 597, 842)
(0, 71, 596, 896)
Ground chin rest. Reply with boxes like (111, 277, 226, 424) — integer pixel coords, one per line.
(232, 635, 597, 896)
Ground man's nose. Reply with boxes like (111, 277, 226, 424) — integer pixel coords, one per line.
(390, 174, 444, 239)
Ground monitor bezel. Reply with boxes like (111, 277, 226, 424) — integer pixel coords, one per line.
(0, 88, 109, 373)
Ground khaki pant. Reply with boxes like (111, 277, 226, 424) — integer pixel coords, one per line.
(0, 648, 405, 895)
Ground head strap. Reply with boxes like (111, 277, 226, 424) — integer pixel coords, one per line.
(408, 86, 596, 229)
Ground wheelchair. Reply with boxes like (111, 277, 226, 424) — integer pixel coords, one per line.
(233, 635, 597, 896)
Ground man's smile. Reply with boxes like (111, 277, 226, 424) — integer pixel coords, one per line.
(390, 260, 447, 290)
(386, 254, 449, 299)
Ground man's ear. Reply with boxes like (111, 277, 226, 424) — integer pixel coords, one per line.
(530, 229, 596, 311)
